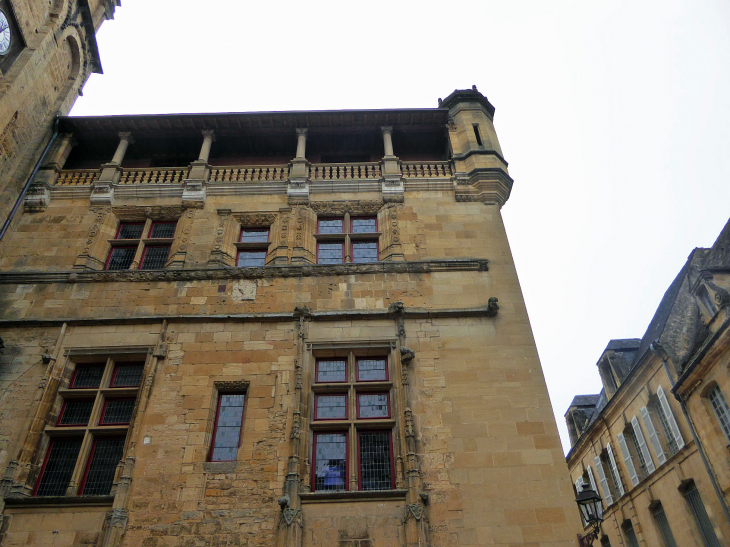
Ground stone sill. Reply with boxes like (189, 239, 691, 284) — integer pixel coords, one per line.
(300, 489, 407, 503)
(3, 495, 114, 508)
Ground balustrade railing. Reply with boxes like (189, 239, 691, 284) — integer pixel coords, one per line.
(118, 168, 187, 184)
(401, 161, 452, 178)
(55, 169, 99, 186)
(311, 162, 381, 180)
(210, 165, 289, 182)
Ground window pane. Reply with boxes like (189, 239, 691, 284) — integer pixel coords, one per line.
(653, 505, 678, 547)
(352, 241, 378, 263)
(237, 251, 267, 267)
(352, 218, 376, 233)
(709, 387, 730, 442)
(101, 399, 136, 425)
(210, 393, 245, 462)
(58, 400, 95, 426)
(318, 218, 343, 234)
(81, 437, 126, 496)
(315, 395, 347, 420)
(111, 363, 144, 387)
(116, 223, 144, 239)
(623, 524, 640, 547)
(140, 245, 170, 270)
(316, 360, 347, 383)
(359, 432, 392, 491)
(36, 439, 83, 496)
(684, 483, 721, 547)
(358, 394, 390, 418)
(318, 242, 343, 264)
(239, 229, 269, 243)
(654, 404, 679, 455)
(149, 222, 177, 238)
(71, 364, 105, 389)
(314, 433, 347, 491)
(106, 246, 136, 270)
(357, 359, 387, 381)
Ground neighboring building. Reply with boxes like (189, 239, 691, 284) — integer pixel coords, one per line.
(0, 88, 583, 546)
(565, 219, 730, 547)
(0, 0, 119, 237)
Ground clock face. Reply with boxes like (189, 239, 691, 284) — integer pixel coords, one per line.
(0, 10, 10, 55)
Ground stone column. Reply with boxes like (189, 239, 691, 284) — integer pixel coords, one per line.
(198, 130, 216, 162)
(288, 129, 310, 204)
(92, 132, 133, 205)
(380, 126, 404, 203)
(182, 130, 215, 208)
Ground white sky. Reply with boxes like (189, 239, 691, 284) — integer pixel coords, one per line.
(71, 0, 730, 453)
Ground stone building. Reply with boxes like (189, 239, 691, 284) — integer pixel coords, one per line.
(565, 219, 730, 547)
(0, 0, 119, 238)
(0, 87, 582, 546)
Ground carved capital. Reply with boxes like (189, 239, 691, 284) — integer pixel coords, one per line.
(201, 129, 216, 142)
(117, 132, 133, 143)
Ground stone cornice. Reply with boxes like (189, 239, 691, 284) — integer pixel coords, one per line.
(451, 148, 509, 167)
(0, 259, 489, 285)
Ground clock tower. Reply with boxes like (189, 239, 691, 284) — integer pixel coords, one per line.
(0, 0, 120, 238)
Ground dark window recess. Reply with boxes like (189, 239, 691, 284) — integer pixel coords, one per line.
(140, 246, 170, 270)
(318, 218, 344, 234)
(35, 439, 83, 496)
(473, 124, 483, 146)
(237, 251, 267, 267)
(239, 229, 269, 243)
(80, 437, 125, 496)
(314, 433, 347, 492)
(357, 358, 387, 381)
(116, 223, 144, 240)
(652, 505, 678, 547)
(359, 432, 392, 491)
(58, 400, 95, 426)
(106, 246, 136, 270)
(352, 241, 378, 263)
(149, 222, 177, 238)
(315, 394, 347, 420)
(111, 363, 144, 387)
(100, 399, 136, 425)
(684, 483, 721, 547)
(351, 218, 377, 233)
(358, 394, 390, 419)
(210, 393, 246, 462)
(318, 242, 343, 264)
(316, 360, 347, 383)
(71, 365, 105, 389)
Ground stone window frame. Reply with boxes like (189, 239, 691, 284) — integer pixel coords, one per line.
(33, 349, 151, 498)
(105, 219, 178, 271)
(702, 383, 730, 446)
(206, 381, 250, 463)
(314, 215, 381, 265)
(307, 345, 398, 494)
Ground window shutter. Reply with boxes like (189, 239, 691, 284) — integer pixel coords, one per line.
(631, 416, 655, 474)
(657, 385, 685, 451)
(640, 405, 666, 465)
(617, 432, 640, 487)
(575, 477, 587, 526)
(594, 456, 614, 506)
(606, 442, 625, 497)
(587, 466, 599, 493)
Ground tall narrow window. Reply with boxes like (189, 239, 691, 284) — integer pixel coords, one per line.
(652, 504, 678, 547)
(708, 386, 730, 444)
(622, 521, 640, 547)
(79, 437, 126, 495)
(683, 482, 721, 547)
(654, 401, 679, 455)
(209, 393, 246, 462)
(473, 124, 483, 146)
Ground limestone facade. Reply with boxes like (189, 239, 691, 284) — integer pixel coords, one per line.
(0, 88, 581, 546)
(565, 219, 730, 547)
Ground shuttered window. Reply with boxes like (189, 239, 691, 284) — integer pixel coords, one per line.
(631, 415, 656, 474)
(606, 443, 624, 498)
(656, 385, 685, 455)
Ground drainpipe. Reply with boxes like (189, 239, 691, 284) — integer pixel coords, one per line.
(650, 342, 730, 526)
(0, 117, 60, 243)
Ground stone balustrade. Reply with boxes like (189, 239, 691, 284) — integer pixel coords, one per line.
(310, 162, 381, 180)
(210, 165, 289, 182)
(118, 168, 188, 184)
(55, 169, 100, 186)
(401, 161, 452, 178)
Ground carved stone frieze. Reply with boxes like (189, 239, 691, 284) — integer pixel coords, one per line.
(111, 205, 185, 221)
(307, 200, 384, 215)
(231, 212, 277, 226)
(214, 380, 250, 391)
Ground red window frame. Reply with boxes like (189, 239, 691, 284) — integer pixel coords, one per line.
(78, 435, 126, 496)
(355, 357, 388, 382)
(33, 437, 83, 496)
(350, 240, 379, 263)
(356, 393, 391, 419)
(350, 216, 378, 233)
(56, 399, 95, 427)
(239, 227, 270, 243)
(356, 430, 395, 491)
(104, 245, 137, 270)
(311, 431, 349, 492)
(114, 222, 144, 240)
(208, 392, 246, 462)
(314, 393, 348, 421)
(316, 240, 345, 265)
(110, 362, 145, 388)
(315, 359, 348, 383)
(148, 221, 177, 239)
(99, 398, 136, 425)
(70, 364, 105, 389)
(139, 244, 171, 270)
(317, 217, 344, 234)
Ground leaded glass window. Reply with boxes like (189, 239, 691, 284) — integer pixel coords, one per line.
(209, 393, 246, 462)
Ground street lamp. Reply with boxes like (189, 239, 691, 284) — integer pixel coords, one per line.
(575, 484, 604, 547)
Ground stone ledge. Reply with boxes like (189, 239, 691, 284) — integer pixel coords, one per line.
(0, 259, 489, 285)
(299, 489, 407, 503)
(3, 495, 114, 508)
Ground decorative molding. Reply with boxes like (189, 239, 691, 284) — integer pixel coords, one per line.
(307, 200, 384, 215)
(231, 212, 277, 226)
(214, 380, 250, 391)
(0, 259, 489, 285)
(111, 205, 185, 221)
(279, 507, 302, 528)
(402, 502, 427, 523)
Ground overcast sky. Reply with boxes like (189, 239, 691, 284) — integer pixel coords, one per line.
(71, 0, 730, 452)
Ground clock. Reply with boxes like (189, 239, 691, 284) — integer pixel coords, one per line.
(0, 10, 10, 55)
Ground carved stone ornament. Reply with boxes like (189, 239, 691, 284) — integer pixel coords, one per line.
(24, 184, 51, 212)
(280, 507, 302, 527)
(231, 212, 277, 227)
(214, 380, 250, 391)
(106, 508, 128, 528)
(485, 296, 499, 317)
(293, 305, 313, 318)
(400, 347, 415, 364)
(402, 503, 427, 524)
(307, 200, 384, 216)
(112, 205, 184, 221)
(389, 301, 405, 314)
